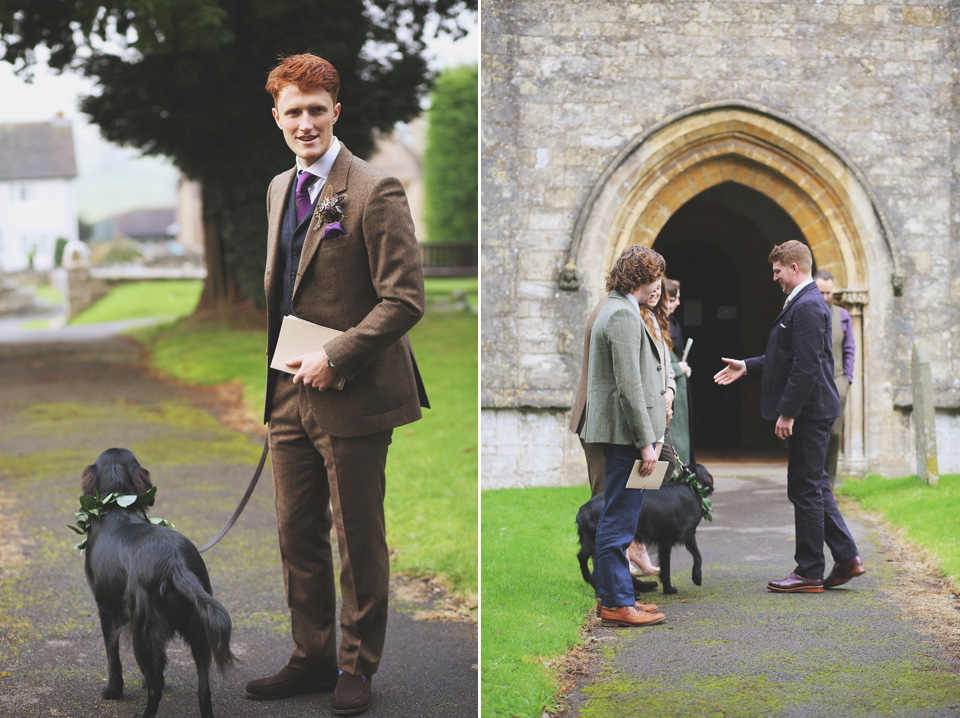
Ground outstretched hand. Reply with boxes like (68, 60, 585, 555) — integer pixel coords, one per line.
(714, 357, 746, 386)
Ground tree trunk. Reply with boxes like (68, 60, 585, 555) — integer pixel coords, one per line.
(197, 199, 240, 313)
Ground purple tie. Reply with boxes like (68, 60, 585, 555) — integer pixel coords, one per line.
(295, 171, 319, 224)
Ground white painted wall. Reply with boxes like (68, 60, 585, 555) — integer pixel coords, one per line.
(0, 177, 79, 271)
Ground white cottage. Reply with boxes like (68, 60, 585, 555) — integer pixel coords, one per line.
(0, 119, 79, 272)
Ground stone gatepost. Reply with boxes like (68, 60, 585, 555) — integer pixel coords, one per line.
(911, 344, 939, 486)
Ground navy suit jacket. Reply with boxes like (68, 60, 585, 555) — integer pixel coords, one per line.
(743, 281, 841, 422)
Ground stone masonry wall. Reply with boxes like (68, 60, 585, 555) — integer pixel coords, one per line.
(481, 0, 960, 488)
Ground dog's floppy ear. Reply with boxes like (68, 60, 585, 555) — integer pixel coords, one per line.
(81, 464, 98, 495)
(133, 465, 154, 500)
(695, 464, 715, 493)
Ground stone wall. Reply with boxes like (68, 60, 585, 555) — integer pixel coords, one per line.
(481, 0, 960, 488)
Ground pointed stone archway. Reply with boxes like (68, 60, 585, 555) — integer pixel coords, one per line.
(562, 101, 904, 472)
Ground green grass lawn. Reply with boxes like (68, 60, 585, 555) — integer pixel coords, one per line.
(69, 280, 203, 325)
(838, 473, 960, 584)
(482, 486, 595, 718)
(424, 276, 478, 309)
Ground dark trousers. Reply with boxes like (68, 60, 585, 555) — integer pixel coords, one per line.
(269, 374, 393, 677)
(594, 443, 646, 607)
(786, 417, 858, 579)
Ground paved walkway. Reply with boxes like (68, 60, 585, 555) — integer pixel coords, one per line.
(563, 460, 960, 717)
(0, 331, 477, 717)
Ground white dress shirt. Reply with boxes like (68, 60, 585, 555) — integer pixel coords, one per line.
(295, 136, 341, 204)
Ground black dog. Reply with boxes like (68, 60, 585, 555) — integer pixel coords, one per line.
(80, 448, 234, 718)
(576, 463, 714, 594)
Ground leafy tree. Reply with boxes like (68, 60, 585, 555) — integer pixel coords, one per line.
(0, 0, 474, 309)
(422, 63, 477, 242)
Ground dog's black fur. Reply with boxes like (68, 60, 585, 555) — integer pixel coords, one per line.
(576, 463, 715, 594)
(81, 448, 234, 718)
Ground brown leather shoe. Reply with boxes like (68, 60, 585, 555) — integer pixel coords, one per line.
(767, 572, 824, 593)
(824, 555, 866, 589)
(599, 605, 666, 627)
(331, 672, 372, 715)
(596, 598, 659, 617)
(243, 665, 339, 700)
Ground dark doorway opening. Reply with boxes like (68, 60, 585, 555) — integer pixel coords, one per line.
(655, 181, 806, 453)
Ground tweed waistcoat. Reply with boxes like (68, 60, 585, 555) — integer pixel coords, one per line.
(277, 176, 321, 321)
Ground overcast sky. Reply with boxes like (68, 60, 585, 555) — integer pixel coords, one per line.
(0, 14, 477, 223)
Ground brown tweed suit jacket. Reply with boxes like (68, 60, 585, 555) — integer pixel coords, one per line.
(263, 143, 429, 436)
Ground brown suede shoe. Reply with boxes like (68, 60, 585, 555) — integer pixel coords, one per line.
(243, 665, 339, 700)
(596, 598, 658, 617)
(767, 572, 824, 593)
(824, 555, 866, 589)
(599, 605, 666, 627)
(331, 672, 372, 715)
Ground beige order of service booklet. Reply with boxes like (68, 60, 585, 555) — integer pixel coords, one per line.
(625, 460, 671, 490)
(270, 315, 346, 390)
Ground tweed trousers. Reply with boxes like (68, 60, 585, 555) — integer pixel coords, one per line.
(269, 373, 393, 677)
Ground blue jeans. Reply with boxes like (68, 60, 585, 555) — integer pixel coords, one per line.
(594, 443, 648, 607)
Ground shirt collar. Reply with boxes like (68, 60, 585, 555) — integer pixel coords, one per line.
(625, 292, 641, 313)
(785, 277, 814, 305)
(296, 136, 340, 181)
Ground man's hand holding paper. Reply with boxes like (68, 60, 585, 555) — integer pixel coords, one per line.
(286, 349, 338, 390)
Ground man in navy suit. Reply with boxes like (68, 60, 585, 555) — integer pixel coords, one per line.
(714, 241, 865, 593)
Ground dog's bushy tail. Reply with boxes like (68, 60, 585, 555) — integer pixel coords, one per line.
(171, 567, 236, 672)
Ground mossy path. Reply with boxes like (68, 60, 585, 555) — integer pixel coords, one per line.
(0, 336, 476, 717)
(563, 467, 960, 717)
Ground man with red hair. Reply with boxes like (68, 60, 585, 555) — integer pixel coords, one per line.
(245, 53, 428, 715)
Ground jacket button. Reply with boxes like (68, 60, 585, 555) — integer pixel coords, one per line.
(657, 365, 662, 371)
(660, 389, 665, 395)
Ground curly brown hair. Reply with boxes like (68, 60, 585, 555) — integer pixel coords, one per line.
(605, 245, 666, 295)
(768, 240, 812, 273)
(265, 53, 340, 105)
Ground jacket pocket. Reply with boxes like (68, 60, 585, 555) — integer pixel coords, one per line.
(352, 342, 410, 417)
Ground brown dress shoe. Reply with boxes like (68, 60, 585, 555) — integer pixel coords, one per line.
(243, 665, 339, 700)
(824, 555, 866, 589)
(767, 572, 824, 593)
(596, 598, 659, 617)
(331, 672, 372, 715)
(599, 605, 666, 627)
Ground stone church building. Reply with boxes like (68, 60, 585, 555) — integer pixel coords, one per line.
(480, 1, 959, 488)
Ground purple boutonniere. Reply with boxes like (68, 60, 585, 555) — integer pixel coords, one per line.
(313, 193, 347, 234)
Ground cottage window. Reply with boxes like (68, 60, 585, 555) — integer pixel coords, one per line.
(10, 182, 35, 201)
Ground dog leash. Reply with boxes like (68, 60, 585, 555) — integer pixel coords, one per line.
(198, 435, 270, 553)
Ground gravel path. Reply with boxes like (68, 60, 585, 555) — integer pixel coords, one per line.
(0, 333, 477, 718)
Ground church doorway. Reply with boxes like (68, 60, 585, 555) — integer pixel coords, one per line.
(565, 102, 900, 473)
(655, 182, 806, 452)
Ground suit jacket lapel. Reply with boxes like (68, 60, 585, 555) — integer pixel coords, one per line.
(266, 168, 296, 297)
(774, 281, 815, 322)
(295, 145, 353, 298)
(640, 312, 666, 361)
